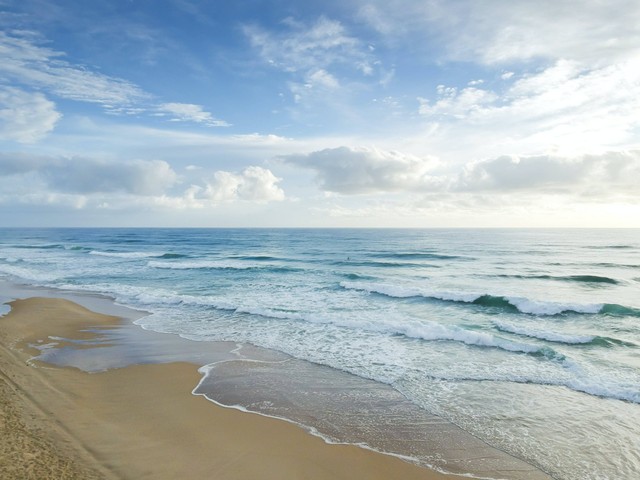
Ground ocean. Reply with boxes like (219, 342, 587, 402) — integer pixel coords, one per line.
(1, 228, 639, 479)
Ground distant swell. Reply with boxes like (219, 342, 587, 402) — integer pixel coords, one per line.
(340, 281, 640, 317)
(156, 253, 191, 259)
(89, 250, 160, 258)
(370, 252, 466, 261)
(147, 260, 300, 273)
(586, 245, 635, 250)
(495, 274, 620, 285)
(13, 244, 65, 250)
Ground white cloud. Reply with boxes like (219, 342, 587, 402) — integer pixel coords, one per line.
(0, 153, 177, 195)
(418, 86, 498, 119)
(158, 103, 231, 127)
(0, 153, 285, 210)
(199, 166, 285, 204)
(456, 150, 640, 198)
(0, 86, 61, 142)
(0, 31, 149, 109)
(0, 31, 229, 127)
(244, 16, 368, 73)
(444, 0, 640, 65)
(306, 69, 340, 89)
(244, 16, 379, 104)
(283, 145, 640, 202)
(357, 0, 640, 65)
(417, 57, 640, 157)
(282, 146, 441, 194)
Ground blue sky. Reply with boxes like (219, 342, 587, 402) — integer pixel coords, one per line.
(1, 0, 639, 227)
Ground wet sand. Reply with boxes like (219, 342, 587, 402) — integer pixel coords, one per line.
(0, 297, 454, 479)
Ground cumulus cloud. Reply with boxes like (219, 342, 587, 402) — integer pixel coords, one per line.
(282, 146, 441, 194)
(283, 145, 640, 201)
(0, 86, 61, 142)
(198, 166, 285, 203)
(157, 103, 231, 127)
(0, 153, 285, 209)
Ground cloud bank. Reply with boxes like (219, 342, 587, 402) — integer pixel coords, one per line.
(0, 153, 285, 209)
(285, 146, 640, 201)
(282, 146, 441, 194)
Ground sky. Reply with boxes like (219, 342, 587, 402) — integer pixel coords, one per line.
(1, 0, 639, 227)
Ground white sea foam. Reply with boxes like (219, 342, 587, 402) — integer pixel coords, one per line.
(0, 264, 63, 283)
(561, 360, 640, 403)
(147, 260, 254, 270)
(89, 250, 160, 258)
(493, 320, 596, 344)
(393, 321, 542, 353)
(504, 297, 603, 316)
(3, 227, 639, 480)
(339, 281, 479, 302)
(340, 281, 606, 316)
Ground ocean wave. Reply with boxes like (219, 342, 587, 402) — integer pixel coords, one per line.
(147, 260, 301, 272)
(148, 260, 252, 270)
(592, 262, 640, 269)
(341, 272, 377, 281)
(332, 260, 428, 268)
(410, 368, 640, 404)
(492, 321, 638, 347)
(493, 321, 596, 344)
(395, 322, 549, 355)
(89, 250, 161, 258)
(599, 304, 640, 317)
(561, 360, 640, 403)
(0, 264, 63, 283)
(67, 245, 92, 251)
(236, 306, 545, 355)
(92, 251, 190, 259)
(10, 243, 66, 250)
(494, 274, 620, 285)
(156, 253, 191, 259)
(92, 280, 550, 357)
(369, 252, 467, 261)
(586, 245, 635, 250)
(340, 281, 640, 317)
(232, 255, 279, 261)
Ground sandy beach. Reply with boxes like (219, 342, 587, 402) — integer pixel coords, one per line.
(0, 297, 454, 479)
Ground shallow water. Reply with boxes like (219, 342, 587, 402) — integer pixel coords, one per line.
(1, 228, 639, 479)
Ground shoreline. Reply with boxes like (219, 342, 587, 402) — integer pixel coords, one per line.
(0, 296, 456, 479)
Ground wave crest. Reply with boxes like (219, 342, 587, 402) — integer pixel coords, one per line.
(340, 281, 640, 317)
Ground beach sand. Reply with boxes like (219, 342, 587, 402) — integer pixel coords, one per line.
(0, 297, 454, 479)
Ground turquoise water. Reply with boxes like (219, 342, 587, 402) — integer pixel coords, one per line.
(1, 228, 639, 479)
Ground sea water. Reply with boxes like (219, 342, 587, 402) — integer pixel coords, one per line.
(0, 228, 639, 479)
